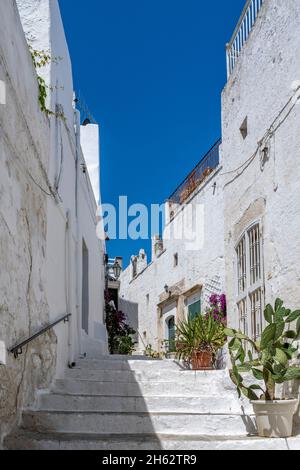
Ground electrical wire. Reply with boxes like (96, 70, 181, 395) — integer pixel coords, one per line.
(0, 125, 56, 198)
(220, 86, 300, 178)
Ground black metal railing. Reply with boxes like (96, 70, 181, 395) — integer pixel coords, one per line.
(9, 313, 71, 358)
(167, 139, 221, 205)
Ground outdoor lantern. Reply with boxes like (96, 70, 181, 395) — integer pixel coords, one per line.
(113, 260, 122, 280)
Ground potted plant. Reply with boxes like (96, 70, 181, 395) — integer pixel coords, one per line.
(176, 315, 226, 370)
(225, 299, 300, 438)
(115, 335, 136, 356)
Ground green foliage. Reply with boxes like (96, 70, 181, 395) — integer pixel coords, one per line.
(115, 335, 136, 356)
(175, 314, 226, 364)
(29, 46, 65, 119)
(144, 344, 162, 359)
(105, 294, 136, 355)
(225, 299, 300, 401)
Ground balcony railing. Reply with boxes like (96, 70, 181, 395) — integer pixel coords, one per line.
(226, 0, 265, 78)
(168, 139, 221, 206)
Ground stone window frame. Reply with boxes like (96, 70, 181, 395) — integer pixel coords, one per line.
(235, 220, 265, 341)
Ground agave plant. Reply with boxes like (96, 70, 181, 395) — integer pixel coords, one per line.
(176, 314, 226, 363)
(225, 299, 300, 401)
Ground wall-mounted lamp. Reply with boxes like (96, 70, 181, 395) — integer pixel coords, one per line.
(80, 163, 87, 174)
(112, 260, 122, 280)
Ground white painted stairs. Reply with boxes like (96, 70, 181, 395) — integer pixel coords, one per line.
(5, 356, 300, 450)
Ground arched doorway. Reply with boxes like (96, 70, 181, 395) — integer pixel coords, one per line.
(167, 316, 176, 353)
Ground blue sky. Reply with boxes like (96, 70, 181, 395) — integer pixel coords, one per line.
(59, 0, 246, 267)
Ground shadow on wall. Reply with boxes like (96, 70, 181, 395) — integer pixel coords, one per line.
(118, 299, 139, 346)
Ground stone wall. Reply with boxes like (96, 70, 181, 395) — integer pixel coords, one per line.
(0, 0, 55, 446)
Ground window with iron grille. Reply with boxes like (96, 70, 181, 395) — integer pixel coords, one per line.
(236, 223, 264, 341)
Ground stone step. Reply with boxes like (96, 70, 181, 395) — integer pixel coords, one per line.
(21, 410, 256, 436)
(37, 392, 251, 414)
(53, 377, 234, 397)
(75, 358, 183, 371)
(7, 431, 300, 450)
(65, 368, 234, 385)
(100, 355, 155, 361)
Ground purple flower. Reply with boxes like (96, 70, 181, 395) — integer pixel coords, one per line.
(206, 293, 227, 324)
(209, 294, 219, 306)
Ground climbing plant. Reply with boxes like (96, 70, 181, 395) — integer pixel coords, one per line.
(29, 46, 65, 119)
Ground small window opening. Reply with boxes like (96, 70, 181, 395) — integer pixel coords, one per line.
(240, 116, 248, 140)
(174, 253, 178, 267)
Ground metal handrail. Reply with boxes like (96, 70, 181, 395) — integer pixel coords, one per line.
(9, 313, 71, 358)
(167, 138, 221, 205)
(226, 0, 265, 78)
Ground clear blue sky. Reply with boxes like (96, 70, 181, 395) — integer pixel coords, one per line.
(59, 0, 246, 267)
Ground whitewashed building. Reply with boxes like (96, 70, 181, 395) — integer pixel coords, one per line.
(0, 0, 106, 447)
(119, 141, 225, 354)
(222, 0, 300, 339)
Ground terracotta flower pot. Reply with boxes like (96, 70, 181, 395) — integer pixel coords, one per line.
(191, 350, 213, 371)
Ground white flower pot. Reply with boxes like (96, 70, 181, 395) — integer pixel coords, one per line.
(251, 399, 299, 438)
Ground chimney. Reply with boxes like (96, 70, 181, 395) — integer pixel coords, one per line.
(152, 235, 163, 261)
(115, 257, 123, 271)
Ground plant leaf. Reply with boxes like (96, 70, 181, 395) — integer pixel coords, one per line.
(283, 367, 300, 381)
(241, 386, 259, 401)
(286, 310, 300, 323)
(229, 338, 241, 351)
(237, 364, 251, 373)
(232, 366, 243, 385)
(260, 324, 276, 349)
(275, 299, 284, 312)
(274, 320, 285, 341)
(224, 328, 236, 338)
(249, 384, 265, 392)
(264, 304, 274, 324)
(275, 348, 288, 366)
(252, 368, 264, 381)
(297, 317, 300, 337)
(284, 331, 297, 340)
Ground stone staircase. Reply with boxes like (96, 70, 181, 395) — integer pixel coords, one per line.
(5, 356, 300, 450)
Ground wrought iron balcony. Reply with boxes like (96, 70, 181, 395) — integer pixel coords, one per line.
(167, 138, 221, 207)
(226, 0, 265, 78)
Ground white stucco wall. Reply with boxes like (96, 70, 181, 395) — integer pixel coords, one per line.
(119, 168, 225, 352)
(77, 122, 107, 355)
(222, 0, 300, 330)
(0, 0, 54, 446)
(0, 0, 107, 446)
(18, 0, 107, 364)
(80, 124, 101, 205)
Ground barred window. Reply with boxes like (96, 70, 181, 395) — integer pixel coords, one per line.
(237, 236, 246, 295)
(236, 223, 264, 341)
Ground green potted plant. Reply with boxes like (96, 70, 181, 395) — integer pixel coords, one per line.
(176, 315, 226, 370)
(115, 335, 136, 356)
(225, 299, 300, 438)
